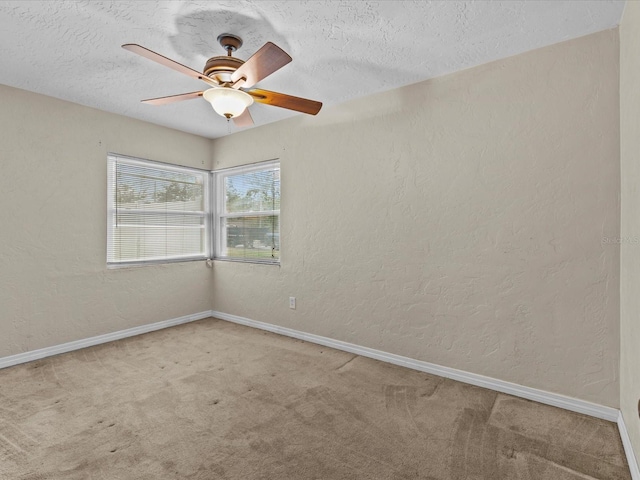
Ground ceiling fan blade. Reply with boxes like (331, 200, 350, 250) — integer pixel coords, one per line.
(230, 42, 292, 89)
(244, 88, 322, 115)
(141, 91, 204, 106)
(233, 109, 254, 127)
(122, 44, 217, 87)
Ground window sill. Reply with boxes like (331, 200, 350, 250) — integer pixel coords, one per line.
(213, 257, 280, 266)
(107, 256, 208, 269)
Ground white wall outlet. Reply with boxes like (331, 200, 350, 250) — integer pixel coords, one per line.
(289, 297, 296, 309)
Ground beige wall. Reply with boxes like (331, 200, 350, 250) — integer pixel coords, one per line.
(211, 30, 621, 407)
(0, 84, 212, 357)
(620, 0, 640, 464)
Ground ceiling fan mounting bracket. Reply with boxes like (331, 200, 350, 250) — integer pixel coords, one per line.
(217, 33, 243, 54)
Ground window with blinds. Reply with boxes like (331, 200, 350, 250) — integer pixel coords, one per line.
(214, 160, 280, 264)
(107, 155, 210, 266)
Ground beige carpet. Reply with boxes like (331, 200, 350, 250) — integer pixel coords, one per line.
(0, 318, 630, 479)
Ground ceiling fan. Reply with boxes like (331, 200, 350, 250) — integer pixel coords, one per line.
(122, 34, 322, 127)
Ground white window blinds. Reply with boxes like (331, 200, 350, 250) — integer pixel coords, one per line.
(107, 155, 210, 265)
(214, 160, 280, 264)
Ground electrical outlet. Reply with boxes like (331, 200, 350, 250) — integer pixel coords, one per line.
(289, 297, 296, 309)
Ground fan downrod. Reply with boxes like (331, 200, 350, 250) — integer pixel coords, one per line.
(217, 33, 243, 56)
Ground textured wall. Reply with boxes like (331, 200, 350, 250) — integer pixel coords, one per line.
(0, 84, 212, 357)
(620, 0, 640, 464)
(210, 30, 620, 407)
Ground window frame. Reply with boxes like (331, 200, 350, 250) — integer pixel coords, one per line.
(213, 159, 281, 265)
(106, 153, 211, 268)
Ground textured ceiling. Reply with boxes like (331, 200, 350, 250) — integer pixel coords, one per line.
(0, 1, 625, 139)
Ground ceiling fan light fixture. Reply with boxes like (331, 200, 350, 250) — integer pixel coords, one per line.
(203, 87, 253, 119)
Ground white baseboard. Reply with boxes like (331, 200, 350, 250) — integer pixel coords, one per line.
(619, 411, 640, 480)
(1, 308, 621, 424)
(0, 310, 212, 370)
(211, 310, 619, 422)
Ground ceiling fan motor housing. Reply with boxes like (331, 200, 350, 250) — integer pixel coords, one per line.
(203, 56, 244, 84)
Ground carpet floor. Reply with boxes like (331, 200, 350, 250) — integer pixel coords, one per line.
(0, 318, 630, 479)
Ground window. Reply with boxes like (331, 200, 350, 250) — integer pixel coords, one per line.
(107, 155, 279, 266)
(214, 161, 280, 264)
(107, 154, 210, 266)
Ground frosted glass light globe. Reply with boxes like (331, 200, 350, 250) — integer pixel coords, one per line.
(203, 87, 253, 119)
